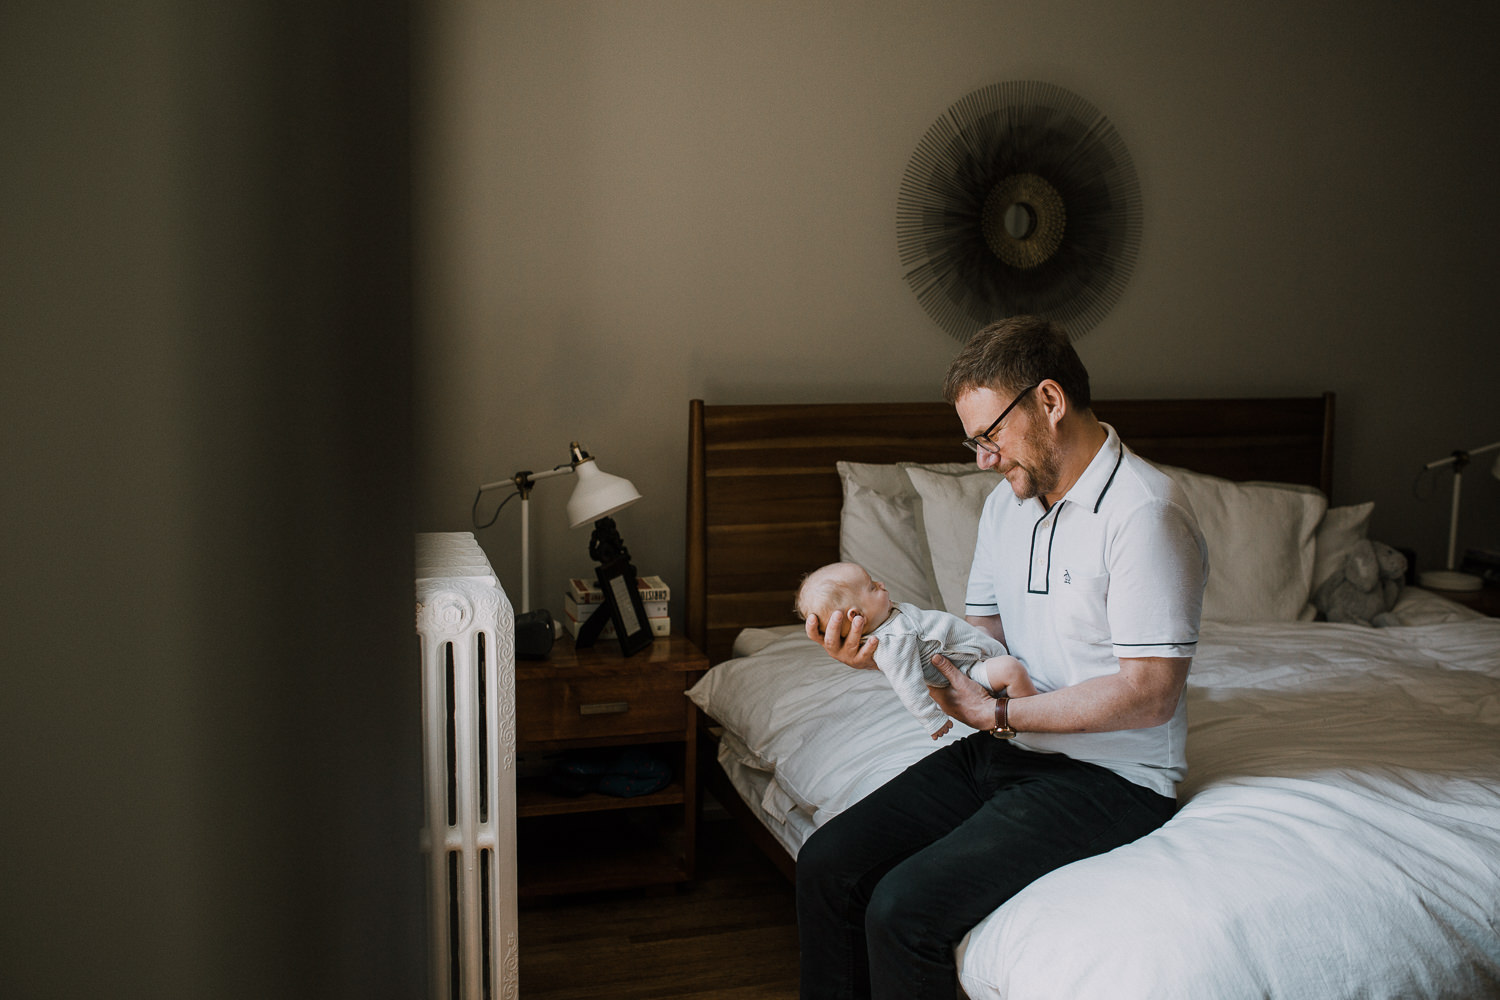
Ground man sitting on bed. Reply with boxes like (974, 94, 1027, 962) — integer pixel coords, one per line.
(797, 315, 1209, 1000)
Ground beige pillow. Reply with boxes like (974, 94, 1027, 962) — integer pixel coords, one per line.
(905, 467, 1003, 617)
(836, 460, 975, 608)
(1160, 466, 1327, 622)
(908, 461, 1331, 624)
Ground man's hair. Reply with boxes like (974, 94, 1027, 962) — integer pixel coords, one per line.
(941, 315, 1092, 410)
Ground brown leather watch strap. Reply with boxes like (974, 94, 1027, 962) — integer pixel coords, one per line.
(992, 696, 1016, 739)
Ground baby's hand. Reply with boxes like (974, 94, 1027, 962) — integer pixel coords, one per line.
(985, 654, 1038, 698)
(932, 719, 953, 740)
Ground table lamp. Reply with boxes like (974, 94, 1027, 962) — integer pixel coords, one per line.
(1418, 440, 1500, 592)
(475, 442, 642, 656)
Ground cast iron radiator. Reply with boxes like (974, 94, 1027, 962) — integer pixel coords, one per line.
(415, 531, 518, 1000)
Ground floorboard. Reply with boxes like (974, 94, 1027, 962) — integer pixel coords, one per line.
(519, 815, 799, 999)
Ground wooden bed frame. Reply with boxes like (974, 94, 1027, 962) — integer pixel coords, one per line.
(685, 394, 1335, 664)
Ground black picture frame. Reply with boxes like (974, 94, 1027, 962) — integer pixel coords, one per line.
(575, 556, 653, 656)
(575, 515, 654, 657)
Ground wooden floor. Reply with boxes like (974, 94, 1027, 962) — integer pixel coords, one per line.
(518, 816, 800, 999)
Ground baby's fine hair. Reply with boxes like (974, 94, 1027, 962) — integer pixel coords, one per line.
(794, 561, 867, 621)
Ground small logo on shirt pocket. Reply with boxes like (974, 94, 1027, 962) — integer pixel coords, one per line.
(1057, 572, 1109, 644)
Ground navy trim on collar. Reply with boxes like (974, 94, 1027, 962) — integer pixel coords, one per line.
(1093, 446, 1124, 513)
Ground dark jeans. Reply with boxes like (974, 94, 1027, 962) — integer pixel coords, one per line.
(796, 733, 1177, 1000)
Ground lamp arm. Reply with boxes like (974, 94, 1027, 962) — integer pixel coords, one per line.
(473, 441, 621, 612)
(478, 463, 575, 496)
(1471, 440, 1500, 459)
(1425, 439, 1500, 471)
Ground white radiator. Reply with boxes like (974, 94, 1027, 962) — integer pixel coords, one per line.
(414, 531, 518, 1000)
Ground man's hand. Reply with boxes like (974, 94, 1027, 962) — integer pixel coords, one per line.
(804, 608, 880, 670)
(927, 653, 1002, 731)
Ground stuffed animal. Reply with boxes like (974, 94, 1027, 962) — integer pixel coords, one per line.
(1312, 539, 1407, 626)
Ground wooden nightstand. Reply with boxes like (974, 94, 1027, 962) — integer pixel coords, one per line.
(1425, 584, 1500, 618)
(514, 633, 708, 897)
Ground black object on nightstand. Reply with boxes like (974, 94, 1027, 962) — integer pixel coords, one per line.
(515, 608, 556, 659)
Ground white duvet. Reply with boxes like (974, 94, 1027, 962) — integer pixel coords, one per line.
(688, 606, 1500, 999)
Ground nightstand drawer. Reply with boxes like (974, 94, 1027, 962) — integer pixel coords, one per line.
(517, 672, 687, 742)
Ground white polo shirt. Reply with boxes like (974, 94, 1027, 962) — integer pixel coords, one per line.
(965, 423, 1208, 796)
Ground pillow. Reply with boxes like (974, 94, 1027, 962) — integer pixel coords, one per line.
(686, 632, 900, 776)
(1312, 501, 1375, 591)
(837, 478, 932, 606)
(836, 460, 976, 608)
(1244, 482, 1376, 595)
(686, 633, 818, 770)
(687, 632, 970, 821)
(906, 460, 1329, 624)
(1159, 466, 1327, 622)
(905, 467, 1004, 617)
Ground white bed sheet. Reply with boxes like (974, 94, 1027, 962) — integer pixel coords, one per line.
(713, 731, 817, 860)
(688, 599, 1500, 999)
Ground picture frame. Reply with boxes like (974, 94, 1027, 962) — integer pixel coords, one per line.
(574, 554, 654, 656)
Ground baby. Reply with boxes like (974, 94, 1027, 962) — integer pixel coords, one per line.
(795, 561, 1035, 739)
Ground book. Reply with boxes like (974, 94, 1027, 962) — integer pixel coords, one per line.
(565, 593, 668, 622)
(566, 574, 670, 605)
(563, 608, 671, 640)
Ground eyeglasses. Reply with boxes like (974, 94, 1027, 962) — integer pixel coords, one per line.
(961, 382, 1041, 454)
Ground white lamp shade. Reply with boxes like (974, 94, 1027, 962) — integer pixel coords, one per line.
(566, 458, 642, 528)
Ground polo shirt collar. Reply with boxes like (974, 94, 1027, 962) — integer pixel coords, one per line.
(1054, 422, 1124, 515)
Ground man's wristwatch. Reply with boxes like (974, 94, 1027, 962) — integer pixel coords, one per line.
(991, 696, 1016, 739)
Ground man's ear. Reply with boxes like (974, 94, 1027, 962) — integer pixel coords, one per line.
(1036, 379, 1068, 428)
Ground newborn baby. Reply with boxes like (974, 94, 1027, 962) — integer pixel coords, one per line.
(795, 561, 1035, 738)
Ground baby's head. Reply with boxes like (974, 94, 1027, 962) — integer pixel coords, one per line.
(794, 561, 894, 638)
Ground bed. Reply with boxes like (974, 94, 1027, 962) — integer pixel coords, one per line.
(681, 395, 1500, 999)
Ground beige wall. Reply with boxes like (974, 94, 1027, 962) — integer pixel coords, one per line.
(418, 0, 1500, 617)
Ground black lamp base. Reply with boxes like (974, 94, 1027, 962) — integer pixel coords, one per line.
(574, 517, 654, 657)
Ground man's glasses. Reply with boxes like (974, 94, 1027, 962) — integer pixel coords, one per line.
(961, 382, 1041, 454)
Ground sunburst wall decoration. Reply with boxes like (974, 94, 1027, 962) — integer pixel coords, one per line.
(897, 81, 1142, 342)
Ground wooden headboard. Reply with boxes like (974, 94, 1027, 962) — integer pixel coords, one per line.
(684, 394, 1335, 663)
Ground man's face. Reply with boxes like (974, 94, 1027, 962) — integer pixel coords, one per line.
(956, 386, 1060, 502)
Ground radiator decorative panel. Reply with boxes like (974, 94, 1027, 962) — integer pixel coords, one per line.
(415, 532, 518, 1000)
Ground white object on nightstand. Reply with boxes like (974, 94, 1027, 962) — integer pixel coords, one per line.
(1418, 441, 1500, 592)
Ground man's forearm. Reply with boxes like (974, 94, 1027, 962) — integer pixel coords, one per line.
(931, 654, 1189, 734)
(1006, 659, 1187, 733)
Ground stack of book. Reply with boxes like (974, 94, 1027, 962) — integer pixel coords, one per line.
(562, 574, 671, 640)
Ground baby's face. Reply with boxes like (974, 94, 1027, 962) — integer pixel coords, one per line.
(828, 568, 893, 637)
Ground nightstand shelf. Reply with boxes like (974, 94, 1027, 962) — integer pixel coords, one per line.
(515, 633, 707, 897)
(517, 776, 687, 817)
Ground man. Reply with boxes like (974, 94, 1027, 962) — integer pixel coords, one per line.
(797, 316, 1208, 1000)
